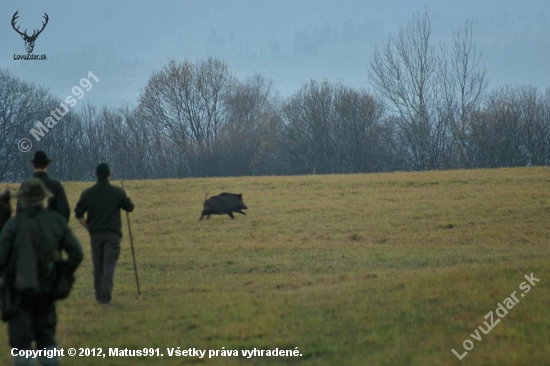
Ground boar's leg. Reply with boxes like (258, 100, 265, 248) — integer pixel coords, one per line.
(228, 212, 235, 219)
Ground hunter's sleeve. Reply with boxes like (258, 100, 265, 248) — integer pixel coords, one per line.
(121, 193, 134, 213)
(56, 184, 71, 223)
(60, 226, 83, 272)
(74, 191, 88, 219)
(0, 219, 16, 272)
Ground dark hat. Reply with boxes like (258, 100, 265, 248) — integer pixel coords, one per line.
(31, 150, 52, 165)
(17, 178, 53, 203)
(96, 163, 111, 176)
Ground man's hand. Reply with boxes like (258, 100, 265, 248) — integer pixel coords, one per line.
(77, 217, 88, 231)
(123, 187, 131, 199)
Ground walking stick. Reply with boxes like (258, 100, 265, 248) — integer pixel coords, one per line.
(121, 181, 141, 296)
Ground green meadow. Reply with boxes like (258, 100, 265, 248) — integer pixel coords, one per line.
(1, 167, 549, 365)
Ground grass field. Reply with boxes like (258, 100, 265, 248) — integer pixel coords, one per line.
(1, 167, 549, 365)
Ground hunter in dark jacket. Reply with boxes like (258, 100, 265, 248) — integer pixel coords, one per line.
(74, 163, 134, 304)
(0, 178, 83, 366)
(16, 151, 70, 222)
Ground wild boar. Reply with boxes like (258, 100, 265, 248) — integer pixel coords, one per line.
(199, 192, 248, 220)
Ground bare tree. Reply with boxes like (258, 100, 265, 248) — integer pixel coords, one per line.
(138, 58, 235, 176)
(516, 87, 550, 166)
(472, 86, 550, 168)
(281, 80, 336, 174)
(280, 80, 386, 174)
(332, 86, 385, 172)
(369, 10, 486, 170)
(369, 10, 443, 170)
(34, 97, 87, 181)
(0, 69, 48, 182)
(440, 20, 487, 167)
(216, 74, 281, 176)
(77, 104, 112, 179)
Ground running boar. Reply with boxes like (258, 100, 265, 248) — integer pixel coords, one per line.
(199, 192, 248, 220)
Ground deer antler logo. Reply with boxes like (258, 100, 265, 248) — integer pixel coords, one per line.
(12, 11, 49, 54)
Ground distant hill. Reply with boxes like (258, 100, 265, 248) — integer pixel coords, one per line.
(1, 0, 548, 109)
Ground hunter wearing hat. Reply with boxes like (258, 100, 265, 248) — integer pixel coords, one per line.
(74, 163, 134, 304)
(0, 178, 83, 366)
(16, 151, 70, 222)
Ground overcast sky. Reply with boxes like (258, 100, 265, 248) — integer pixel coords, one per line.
(1, 0, 549, 108)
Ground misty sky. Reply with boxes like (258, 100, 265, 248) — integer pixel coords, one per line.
(1, 0, 549, 108)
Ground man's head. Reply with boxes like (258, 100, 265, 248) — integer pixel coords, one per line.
(31, 150, 51, 171)
(17, 178, 53, 209)
(95, 163, 111, 179)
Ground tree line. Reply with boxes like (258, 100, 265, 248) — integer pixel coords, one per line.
(1, 11, 549, 182)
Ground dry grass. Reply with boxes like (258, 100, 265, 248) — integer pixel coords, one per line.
(0, 167, 549, 365)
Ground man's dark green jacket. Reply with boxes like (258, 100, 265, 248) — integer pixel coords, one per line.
(16, 172, 71, 222)
(74, 177, 134, 237)
(0, 207, 83, 292)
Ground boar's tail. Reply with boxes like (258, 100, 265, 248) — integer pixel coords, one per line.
(204, 191, 209, 200)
